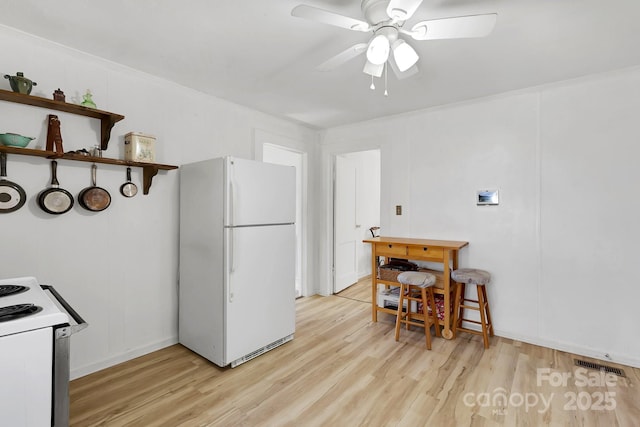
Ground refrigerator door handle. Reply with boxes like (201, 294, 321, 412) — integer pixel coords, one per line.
(229, 180, 234, 227)
(228, 159, 235, 227)
(229, 226, 235, 273)
(228, 227, 234, 303)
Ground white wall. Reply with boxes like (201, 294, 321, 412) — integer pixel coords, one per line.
(0, 25, 319, 378)
(321, 66, 640, 368)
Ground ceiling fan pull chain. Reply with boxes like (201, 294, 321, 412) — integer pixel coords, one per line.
(370, 73, 375, 90)
(384, 62, 389, 96)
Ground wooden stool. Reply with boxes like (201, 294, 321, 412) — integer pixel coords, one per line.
(394, 271, 440, 349)
(451, 268, 494, 348)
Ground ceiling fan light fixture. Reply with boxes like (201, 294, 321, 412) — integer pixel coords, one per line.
(366, 34, 390, 65)
(392, 39, 419, 72)
(363, 60, 384, 77)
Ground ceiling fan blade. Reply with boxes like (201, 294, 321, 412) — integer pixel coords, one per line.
(317, 43, 367, 71)
(389, 55, 419, 80)
(291, 4, 371, 32)
(408, 13, 497, 41)
(387, 0, 424, 21)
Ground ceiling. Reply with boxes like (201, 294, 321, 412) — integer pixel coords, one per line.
(2, 0, 640, 129)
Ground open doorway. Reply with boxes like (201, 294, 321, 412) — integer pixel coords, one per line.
(333, 149, 381, 294)
(263, 143, 306, 298)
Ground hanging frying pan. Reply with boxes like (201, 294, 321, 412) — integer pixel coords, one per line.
(78, 163, 111, 212)
(0, 152, 27, 213)
(38, 160, 74, 215)
(119, 167, 138, 198)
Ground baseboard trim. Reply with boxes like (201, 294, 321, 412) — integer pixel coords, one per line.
(70, 336, 179, 380)
(494, 328, 640, 369)
(70, 325, 640, 381)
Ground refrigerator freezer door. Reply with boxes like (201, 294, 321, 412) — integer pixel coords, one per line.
(225, 157, 296, 226)
(224, 224, 296, 365)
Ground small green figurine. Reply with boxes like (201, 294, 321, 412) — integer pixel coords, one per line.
(81, 89, 96, 108)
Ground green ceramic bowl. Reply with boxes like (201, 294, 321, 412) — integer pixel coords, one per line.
(0, 133, 35, 148)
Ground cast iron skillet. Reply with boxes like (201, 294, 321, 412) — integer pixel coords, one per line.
(78, 163, 111, 212)
(38, 160, 74, 215)
(0, 152, 27, 213)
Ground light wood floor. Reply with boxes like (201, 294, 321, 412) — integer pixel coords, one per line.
(70, 279, 640, 426)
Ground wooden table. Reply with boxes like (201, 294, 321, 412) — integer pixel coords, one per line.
(363, 236, 469, 339)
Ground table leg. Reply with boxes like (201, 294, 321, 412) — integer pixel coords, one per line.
(371, 248, 378, 322)
(441, 250, 454, 339)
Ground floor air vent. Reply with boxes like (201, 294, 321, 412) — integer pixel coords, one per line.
(574, 359, 626, 377)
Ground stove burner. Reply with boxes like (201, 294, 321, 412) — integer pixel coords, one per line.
(0, 285, 29, 298)
(0, 303, 42, 322)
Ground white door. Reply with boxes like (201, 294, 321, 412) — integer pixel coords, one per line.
(225, 224, 296, 364)
(334, 155, 358, 293)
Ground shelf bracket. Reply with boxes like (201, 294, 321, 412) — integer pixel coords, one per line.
(100, 116, 119, 150)
(142, 166, 160, 195)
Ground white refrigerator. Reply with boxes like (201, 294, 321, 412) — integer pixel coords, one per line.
(179, 156, 296, 368)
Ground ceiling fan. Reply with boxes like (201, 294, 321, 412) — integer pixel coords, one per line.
(292, 0, 497, 89)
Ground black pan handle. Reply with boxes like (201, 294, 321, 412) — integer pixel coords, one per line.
(0, 152, 7, 178)
(51, 160, 60, 187)
(126, 167, 132, 182)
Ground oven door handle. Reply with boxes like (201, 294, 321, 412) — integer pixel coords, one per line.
(41, 284, 89, 334)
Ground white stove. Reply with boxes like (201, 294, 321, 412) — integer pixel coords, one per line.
(0, 276, 69, 336)
(0, 276, 87, 427)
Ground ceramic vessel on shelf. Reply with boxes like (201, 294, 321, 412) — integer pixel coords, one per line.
(53, 88, 66, 102)
(0, 133, 35, 148)
(81, 90, 96, 108)
(4, 72, 37, 95)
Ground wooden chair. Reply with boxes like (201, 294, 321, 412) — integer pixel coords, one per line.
(451, 268, 494, 348)
(394, 271, 440, 349)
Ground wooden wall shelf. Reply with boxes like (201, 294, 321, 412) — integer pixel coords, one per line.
(0, 146, 178, 195)
(0, 88, 124, 150)
(1, 89, 177, 194)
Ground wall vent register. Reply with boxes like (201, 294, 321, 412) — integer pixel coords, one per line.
(574, 359, 626, 378)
